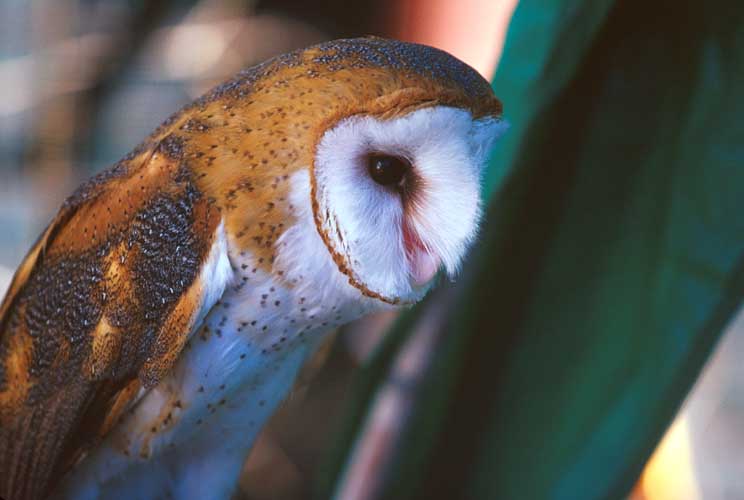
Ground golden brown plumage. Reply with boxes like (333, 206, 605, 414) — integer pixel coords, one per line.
(0, 37, 502, 499)
(0, 143, 222, 499)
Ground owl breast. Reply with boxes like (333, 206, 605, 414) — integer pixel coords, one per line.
(54, 170, 377, 499)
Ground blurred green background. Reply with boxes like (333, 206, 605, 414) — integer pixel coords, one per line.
(320, 2, 744, 500)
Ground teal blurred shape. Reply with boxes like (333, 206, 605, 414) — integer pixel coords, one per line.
(484, 0, 614, 194)
(320, 1, 744, 499)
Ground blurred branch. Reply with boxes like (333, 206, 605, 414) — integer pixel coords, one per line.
(332, 289, 455, 500)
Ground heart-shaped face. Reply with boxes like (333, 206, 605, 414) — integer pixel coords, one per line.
(311, 104, 506, 305)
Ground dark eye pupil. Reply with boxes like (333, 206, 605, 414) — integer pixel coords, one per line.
(367, 154, 410, 187)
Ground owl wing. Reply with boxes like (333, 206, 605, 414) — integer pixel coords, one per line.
(0, 136, 231, 500)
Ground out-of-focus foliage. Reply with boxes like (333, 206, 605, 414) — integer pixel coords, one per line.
(320, 1, 744, 499)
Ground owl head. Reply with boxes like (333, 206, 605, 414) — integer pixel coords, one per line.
(310, 92, 504, 306)
(177, 37, 505, 308)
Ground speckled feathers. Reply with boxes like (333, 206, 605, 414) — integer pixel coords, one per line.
(0, 37, 503, 500)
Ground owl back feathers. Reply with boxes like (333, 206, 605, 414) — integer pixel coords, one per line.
(0, 137, 228, 500)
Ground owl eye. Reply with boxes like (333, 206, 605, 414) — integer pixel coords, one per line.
(366, 154, 411, 187)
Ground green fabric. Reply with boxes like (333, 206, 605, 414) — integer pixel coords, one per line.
(320, 1, 744, 499)
(484, 0, 613, 193)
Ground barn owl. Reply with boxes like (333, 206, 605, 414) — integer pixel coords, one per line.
(0, 37, 505, 500)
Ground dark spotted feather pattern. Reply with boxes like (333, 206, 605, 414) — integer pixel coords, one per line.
(0, 140, 221, 500)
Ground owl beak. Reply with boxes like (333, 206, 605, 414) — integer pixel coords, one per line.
(403, 222, 440, 287)
(410, 250, 440, 287)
